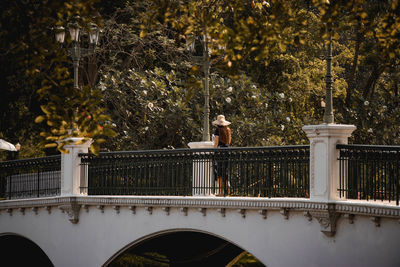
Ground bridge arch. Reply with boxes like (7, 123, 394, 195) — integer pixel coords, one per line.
(0, 233, 54, 267)
(104, 228, 263, 266)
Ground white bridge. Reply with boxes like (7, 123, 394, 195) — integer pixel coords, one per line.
(1, 125, 400, 267)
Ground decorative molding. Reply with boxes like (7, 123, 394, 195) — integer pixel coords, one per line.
(19, 207, 25, 215)
(97, 205, 104, 213)
(309, 139, 325, 191)
(280, 208, 289, 220)
(113, 206, 120, 214)
(146, 207, 153, 215)
(259, 209, 267, 219)
(1, 196, 399, 230)
(181, 207, 188, 216)
(162, 207, 170, 215)
(59, 203, 81, 224)
(238, 209, 246, 218)
(371, 217, 381, 227)
(304, 211, 312, 221)
(32, 207, 38, 215)
(199, 208, 207, 216)
(218, 208, 226, 217)
(335, 203, 400, 217)
(310, 204, 340, 237)
(129, 206, 136, 214)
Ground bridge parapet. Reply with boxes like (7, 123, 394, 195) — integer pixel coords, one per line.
(2, 122, 400, 232)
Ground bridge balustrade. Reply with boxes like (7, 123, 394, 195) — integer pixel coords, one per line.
(2, 144, 400, 205)
(337, 144, 400, 205)
(79, 146, 310, 198)
(0, 155, 61, 200)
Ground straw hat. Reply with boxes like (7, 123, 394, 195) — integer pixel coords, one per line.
(212, 115, 231, 126)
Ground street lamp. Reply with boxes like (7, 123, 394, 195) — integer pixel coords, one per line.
(55, 22, 100, 89)
(202, 35, 211, 141)
(323, 35, 334, 124)
(187, 35, 211, 141)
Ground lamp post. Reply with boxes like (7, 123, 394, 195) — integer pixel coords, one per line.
(55, 22, 100, 90)
(187, 35, 211, 141)
(323, 36, 334, 124)
(202, 34, 211, 141)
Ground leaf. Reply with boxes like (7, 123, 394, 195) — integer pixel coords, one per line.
(90, 143, 100, 155)
(140, 31, 147, 38)
(44, 143, 58, 148)
(35, 116, 45, 123)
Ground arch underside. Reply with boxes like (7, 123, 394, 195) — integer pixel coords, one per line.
(105, 229, 264, 267)
(0, 233, 54, 267)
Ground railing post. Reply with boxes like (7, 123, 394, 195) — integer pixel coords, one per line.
(302, 124, 356, 202)
(188, 141, 214, 196)
(60, 137, 91, 196)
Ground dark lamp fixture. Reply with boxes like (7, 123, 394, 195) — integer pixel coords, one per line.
(55, 26, 66, 43)
(89, 25, 100, 45)
(68, 22, 80, 42)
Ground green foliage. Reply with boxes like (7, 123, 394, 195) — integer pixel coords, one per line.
(231, 252, 265, 267)
(2, 0, 400, 159)
(36, 84, 117, 154)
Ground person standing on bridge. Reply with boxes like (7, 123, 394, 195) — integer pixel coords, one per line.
(212, 115, 232, 196)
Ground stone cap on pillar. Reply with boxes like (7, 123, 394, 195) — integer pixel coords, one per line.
(188, 141, 214, 149)
(302, 124, 356, 139)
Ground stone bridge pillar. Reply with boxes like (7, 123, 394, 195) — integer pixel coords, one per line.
(303, 124, 356, 202)
(188, 141, 215, 196)
(60, 137, 91, 196)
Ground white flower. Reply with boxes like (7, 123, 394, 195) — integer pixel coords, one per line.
(288, 97, 293, 102)
(227, 86, 233, 92)
(383, 105, 387, 110)
(367, 128, 373, 133)
(144, 126, 149, 131)
(147, 102, 154, 109)
(280, 125, 285, 131)
(252, 85, 257, 89)
(225, 97, 232, 103)
(99, 83, 106, 91)
(112, 123, 117, 127)
(279, 93, 285, 99)
(123, 130, 128, 135)
(286, 117, 291, 122)
(251, 95, 257, 99)
(143, 90, 148, 96)
(364, 101, 369, 106)
(265, 103, 268, 108)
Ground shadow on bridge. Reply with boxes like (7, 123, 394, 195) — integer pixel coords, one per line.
(106, 231, 265, 267)
(0, 233, 54, 267)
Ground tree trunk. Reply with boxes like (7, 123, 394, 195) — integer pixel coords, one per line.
(362, 64, 385, 99)
(346, 22, 362, 106)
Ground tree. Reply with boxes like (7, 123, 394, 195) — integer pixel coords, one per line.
(1, 0, 400, 159)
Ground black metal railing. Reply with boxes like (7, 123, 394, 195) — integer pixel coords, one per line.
(0, 155, 61, 200)
(337, 144, 400, 205)
(80, 146, 310, 197)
